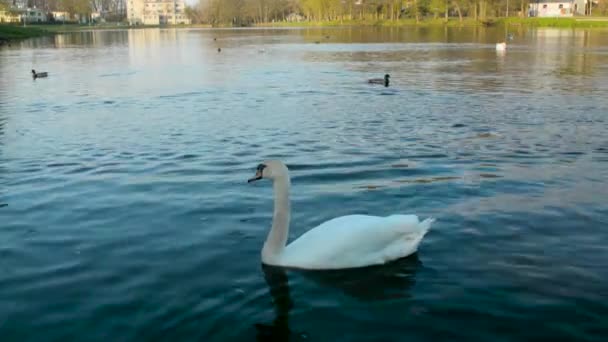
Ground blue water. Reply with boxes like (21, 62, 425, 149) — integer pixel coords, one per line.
(1, 27, 608, 341)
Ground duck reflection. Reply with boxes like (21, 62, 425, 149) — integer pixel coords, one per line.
(255, 255, 422, 341)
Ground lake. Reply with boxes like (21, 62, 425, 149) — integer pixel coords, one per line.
(1, 26, 608, 341)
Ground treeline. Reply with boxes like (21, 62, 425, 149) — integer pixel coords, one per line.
(1, 0, 126, 21)
(191, 0, 541, 26)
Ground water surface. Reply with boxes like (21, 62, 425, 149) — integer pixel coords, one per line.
(1, 26, 608, 341)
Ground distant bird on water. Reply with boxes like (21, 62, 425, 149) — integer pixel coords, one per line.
(496, 42, 506, 51)
(31, 69, 48, 79)
(368, 74, 390, 87)
(217, 47, 221, 53)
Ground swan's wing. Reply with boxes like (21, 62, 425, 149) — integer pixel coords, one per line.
(281, 215, 431, 269)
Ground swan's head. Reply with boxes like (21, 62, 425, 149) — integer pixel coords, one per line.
(247, 160, 288, 183)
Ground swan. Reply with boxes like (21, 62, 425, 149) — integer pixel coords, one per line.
(31, 69, 48, 79)
(247, 160, 434, 270)
(368, 74, 390, 87)
(496, 42, 507, 51)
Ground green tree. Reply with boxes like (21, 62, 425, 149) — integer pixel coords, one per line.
(429, 0, 446, 18)
(0, 0, 11, 11)
(59, 0, 92, 18)
(185, 5, 204, 24)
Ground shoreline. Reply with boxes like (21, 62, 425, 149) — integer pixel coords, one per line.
(2, 17, 607, 42)
(256, 17, 608, 28)
(0, 25, 52, 42)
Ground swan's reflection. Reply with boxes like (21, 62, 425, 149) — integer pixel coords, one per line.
(256, 264, 294, 341)
(256, 255, 422, 341)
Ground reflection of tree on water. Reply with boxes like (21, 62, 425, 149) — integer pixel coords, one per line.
(256, 255, 422, 341)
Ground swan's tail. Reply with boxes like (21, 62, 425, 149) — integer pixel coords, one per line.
(420, 217, 435, 231)
(396, 216, 434, 256)
(417, 217, 434, 238)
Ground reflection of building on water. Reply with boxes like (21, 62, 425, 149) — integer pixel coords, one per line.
(54, 31, 128, 48)
(127, 29, 186, 64)
(127, 0, 191, 25)
(127, 29, 161, 64)
(528, 28, 600, 92)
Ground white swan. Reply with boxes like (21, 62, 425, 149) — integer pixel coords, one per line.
(247, 160, 434, 270)
(496, 42, 507, 51)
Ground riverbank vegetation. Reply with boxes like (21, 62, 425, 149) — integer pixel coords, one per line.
(0, 25, 51, 41)
(189, 0, 608, 27)
(2, 0, 607, 41)
(258, 16, 608, 28)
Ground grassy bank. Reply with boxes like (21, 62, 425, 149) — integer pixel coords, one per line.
(500, 17, 608, 28)
(33, 23, 144, 33)
(259, 18, 476, 27)
(0, 25, 52, 41)
(3, 17, 606, 42)
(259, 17, 608, 28)
(24, 23, 213, 33)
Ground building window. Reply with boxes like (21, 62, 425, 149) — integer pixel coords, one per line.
(558, 4, 563, 8)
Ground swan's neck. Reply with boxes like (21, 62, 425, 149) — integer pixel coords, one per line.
(262, 176, 290, 264)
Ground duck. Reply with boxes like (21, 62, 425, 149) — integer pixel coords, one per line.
(496, 42, 507, 51)
(217, 47, 221, 53)
(368, 74, 390, 87)
(31, 69, 48, 79)
(247, 160, 434, 270)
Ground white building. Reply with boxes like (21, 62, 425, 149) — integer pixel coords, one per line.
(127, 0, 190, 25)
(529, 0, 574, 17)
(23, 8, 46, 22)
(528, 0, 593, 17)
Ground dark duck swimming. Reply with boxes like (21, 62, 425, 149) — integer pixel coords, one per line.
(31, 69, 48, 79)
(368, 74, 390, 87)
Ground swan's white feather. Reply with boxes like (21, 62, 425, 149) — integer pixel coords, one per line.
(277, 214, 433, 269)
(252, 160, 434, 270)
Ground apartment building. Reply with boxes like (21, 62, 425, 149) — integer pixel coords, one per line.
(127, 0, 191, 25)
